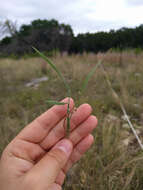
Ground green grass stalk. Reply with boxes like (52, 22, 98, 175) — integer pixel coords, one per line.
(34, 47, 100, 137)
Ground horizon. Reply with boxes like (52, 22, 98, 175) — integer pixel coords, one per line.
(0, 18, 143, 40)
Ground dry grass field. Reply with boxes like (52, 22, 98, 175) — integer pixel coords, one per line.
(1, 51, 143, 189)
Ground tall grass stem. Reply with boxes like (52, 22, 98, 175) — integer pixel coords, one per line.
(101, 63, 143, 150)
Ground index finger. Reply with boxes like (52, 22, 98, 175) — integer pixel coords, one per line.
(17, 97, 74, 143)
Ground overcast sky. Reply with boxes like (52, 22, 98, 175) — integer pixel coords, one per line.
(1, 0, 143, 35)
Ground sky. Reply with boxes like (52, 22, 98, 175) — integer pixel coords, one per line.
(1, 0, 143, 35)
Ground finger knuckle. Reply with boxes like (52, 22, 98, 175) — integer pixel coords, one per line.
(48, 150, 65, 168)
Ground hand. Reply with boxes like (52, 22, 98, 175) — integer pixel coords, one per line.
(0, 98, 97, 190)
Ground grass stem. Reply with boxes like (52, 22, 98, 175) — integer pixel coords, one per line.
(101, 63, 143, 150)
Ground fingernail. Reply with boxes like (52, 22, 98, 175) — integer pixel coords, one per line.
(54, 139, 73, 157)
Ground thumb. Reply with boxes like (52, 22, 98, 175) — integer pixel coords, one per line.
(27, 139, 73, 186)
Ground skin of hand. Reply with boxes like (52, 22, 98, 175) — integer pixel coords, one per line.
(0, 97, 97, 190)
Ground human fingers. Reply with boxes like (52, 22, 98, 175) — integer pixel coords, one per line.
(17, 97, 74, 143)
(40, 104, 92, 149)
(55, 134, 94, 186)
(48, 183, 62, 190)
(69, 115, 97, 146)
(24, 139, 73, 189)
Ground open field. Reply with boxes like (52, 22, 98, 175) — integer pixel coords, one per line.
(1, 51, 143, 189)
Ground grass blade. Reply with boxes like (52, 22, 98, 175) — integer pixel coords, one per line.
(81, 61, 101, 94)
(46, 100, 68, 105)
(33, 47, 71, 96)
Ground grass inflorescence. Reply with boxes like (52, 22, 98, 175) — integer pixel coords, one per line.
(33, 47, 101, 137)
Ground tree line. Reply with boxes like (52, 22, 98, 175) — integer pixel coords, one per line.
(0, 19, 143, 56)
